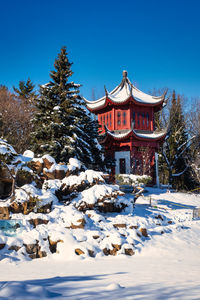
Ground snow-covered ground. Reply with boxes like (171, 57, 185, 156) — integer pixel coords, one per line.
(0, 188, 200, 299)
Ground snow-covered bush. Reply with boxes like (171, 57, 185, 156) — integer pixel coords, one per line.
(0, 138, 17, 163)
(116, 174, 152, 186)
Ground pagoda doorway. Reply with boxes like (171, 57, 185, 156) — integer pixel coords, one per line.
(115, 151, 130, 175)
(119, 158, 126, 174)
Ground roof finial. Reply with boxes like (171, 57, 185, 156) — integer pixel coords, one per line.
(104, 85, 108, 97)
(123, 70, 128, 78)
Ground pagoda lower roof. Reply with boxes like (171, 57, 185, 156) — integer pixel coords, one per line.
(84, 71, 167, 112)
(100, 128, 167, 144)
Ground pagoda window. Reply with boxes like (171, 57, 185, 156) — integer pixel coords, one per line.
(103, 114, 105, 125)
(100, 115, 102, 128)
(106, 113, 109, 126)
(146, 113, 149, 128)
(142, 113, 145, 127)
(117, 111, 121, 125)
(132, 112, 135, 127)
(110, 112, 112, 127)
(137, 112, 140, 127)
(123, 111, 126, 125)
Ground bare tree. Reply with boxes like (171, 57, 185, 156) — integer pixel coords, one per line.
(131, 147, 153, 176)
(0, 86, 35, 153)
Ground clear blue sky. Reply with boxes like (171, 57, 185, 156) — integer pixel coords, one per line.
(0, 0, 200, 100)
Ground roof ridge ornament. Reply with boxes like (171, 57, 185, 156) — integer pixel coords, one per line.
(84, 71, 166, 111)
(104, 85, 108, 97)
(123, 70, 128, 78)
(120, 70, 128, 90)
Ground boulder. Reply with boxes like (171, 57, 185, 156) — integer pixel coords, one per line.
(0, 166, 13, 198)
(9, 197, 42, 215)
(24, 243, 38, 254)
(103, 244, 121, 256)
(112, 244, 121, 251)
(8, 245, 21, 251)
(43, 156, 55, 170)
(103, 248, 110, 256)
(28, 251, 47, 259)
(70, 218, 85, 229)
(139, 228, 148, 237)
(48, 238, 63, 253)
(24, 241, 47, 259)
(54, 164, 68, 180)
(28, 218, 49, 228)
(92, 235, 100, 240)
(0, 167, 13, 183)
(98, 200, 127, 213)
(75, 248, 85, 255)
(76, 196, 127, 213)
(0, 243, 6, 250)
(57, 181, 89, 203)
(113, 224, 126, 229)
(155, 214, 164, 221)
(109, 248, 118, 256)
(43, 168, 55, 180)
(29, 160, 43, 174)
(124, 248, 135, 256)
(88, 249, 95, 257)
(55, 169, 66, 180)
(9, 201, 27, 214)
(0, 207, 10, 220)
(129, 225, 138, 229)
(37, 250, 47, 259)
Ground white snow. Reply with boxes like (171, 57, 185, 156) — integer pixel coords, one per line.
(32, 157, 43, 163)
(53, 106, 60, 111)
(108, 129, 166, 140)
(78, 184, 117, 205)
(132, 129, 167, 139)
(42, 154, 56, 164)
(0, 188, 200, 299)
(68, 158, 81, 170)
(55, 164, 68, 171)
(0, 139, 17, 156)
(22, 150, 34, 159)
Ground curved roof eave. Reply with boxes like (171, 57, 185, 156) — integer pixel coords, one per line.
(85, 95, 165, 112)
(100, 129, 167, 143)
(84, 72, 167, 111)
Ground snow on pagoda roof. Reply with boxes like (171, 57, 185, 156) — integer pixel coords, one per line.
(132, 130, 167, 140)
(101, 128, 167, 143)
(84, 71, 167, 111)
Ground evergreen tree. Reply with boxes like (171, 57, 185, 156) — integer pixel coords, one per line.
(13, 78, 36, 103)
(30, 46, 103, 168)
(162, 91, 193, 190)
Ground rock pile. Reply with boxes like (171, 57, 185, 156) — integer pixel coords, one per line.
(0, 140, 150, 261)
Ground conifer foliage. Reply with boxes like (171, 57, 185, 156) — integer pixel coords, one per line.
(162, 91, 194, 189)
(30, 47, 103, 167)
(13, 78, 36, 103)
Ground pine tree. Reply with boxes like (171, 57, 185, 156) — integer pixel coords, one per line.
(162, 91, 193, 190)
(13, 78, 36, 103)
(30, 46, 103, 168)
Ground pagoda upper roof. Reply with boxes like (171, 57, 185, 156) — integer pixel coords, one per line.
(84, 71, 167, 112)
(100, 128, 167, 144)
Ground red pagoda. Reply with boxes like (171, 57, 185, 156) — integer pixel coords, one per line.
(84, 71, 167, 183)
